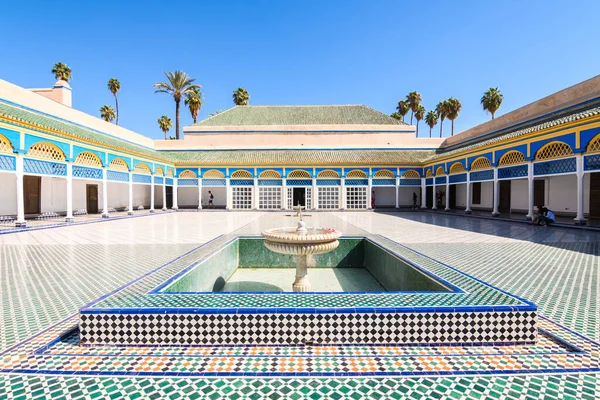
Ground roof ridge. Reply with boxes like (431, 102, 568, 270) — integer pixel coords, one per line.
(238, 104, 366, 108)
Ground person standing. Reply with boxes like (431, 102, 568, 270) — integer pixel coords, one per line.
(412, 192, 418, 209)
(208, 191, 214, 209)
(371, 191, 376, 209)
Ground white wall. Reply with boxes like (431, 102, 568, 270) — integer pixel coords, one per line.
(398, 187, 418, 207)
(154, 186, 164, 209)
(545, 174, 585, 215)
(41, 176, 66, 213)
(132, 184, 150, 208)
(510, 179, 528, 212)
(472, 181, 493, 210)
(72, 179, 106, 212)
(0, 172, 16, 215)
(202, 187, 226, 208)
(373, 187, 396, 207)
(454, 183, 466, 208)
(107, 182, 129, 209)
(178, 187, 199, 208)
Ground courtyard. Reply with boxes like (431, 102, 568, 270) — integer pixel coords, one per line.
(0, 211, 598, 399)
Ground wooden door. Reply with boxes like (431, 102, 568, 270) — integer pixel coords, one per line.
(499, 180, 511, 214)
(449, 185, 457, 209)
(534, 180, 545, 206)
(86, 184, 99, 214)
(24, 175, 41, 214)
(590, 173, 600, 219)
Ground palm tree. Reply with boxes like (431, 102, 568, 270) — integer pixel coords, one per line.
(481, 87, 503, 119)
(209, 110, 223, 117)
(232, 88, 250, 105)
(157, 115, 172, 140)
(414, 105, 426, 136)
(395, 100, 410, 122)
(446, 97, 462, 136)
(390, 112, 402, 121)
(184, 87, 203, 123)
(107, 78, 121, 125)
(51, 62, 72, 81)
(406, 91, 422, 124)
(435, 100, 449, 138)
(425, 110, 439, 138)
(153, 71, 201, 139)
(99, 105, 116, 123)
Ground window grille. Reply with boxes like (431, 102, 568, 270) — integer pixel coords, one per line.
(449, 162, 465, 174)
(499, 151, 526, 166)
(346, 187, 367, 209)
(535, 142, 574, 161)
(27, 142, 65, 161)
(345, 170, 367, 178)
(74, 152, 102, 167)
(470, 157, 491, 171)
(587, 135, 600, 153)
(287, 170, 311, 179)
(0, 135, 13, 153)
(435, 166, 445, 176)
(155, 166, 164, 176)
(259, 187, 282, 209)
(179, 170, 197, 178)
(232, 187, 252, 209)
(109, 158, 129, 171)
(231, 170, 253, 178)
(203, 170, 225, 178)
(318, 187, 340, 209)
(374, 169, 395, 178)
(259, 170, 281, 179)
(134, 163, 151, 174)
(401, 170, 420, 178)
(317, 170, 340, 178)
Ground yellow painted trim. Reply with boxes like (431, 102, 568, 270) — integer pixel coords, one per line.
(576, 129, 581, 149)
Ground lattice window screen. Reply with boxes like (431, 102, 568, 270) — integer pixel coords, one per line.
(588, 135, 600, 153)
(0, 135, 13, 153)
(166, 169, 174, 177)
(401, 170, 420, 178)
(134, 163, 151, 174)
(179, 170, 197, 178)
(535, 142, 574, 161)
(435, 167, 445, 176)
(27, 142, 65, 161)
(317, 170, 340, 178)
(259, 187, 282, 209)
(109, 158, 129, 171)
(203, 170, 225, 178)
(288, 170, 311, 179)
(155, 166, 164, 176)
(232, 187, 252, 209)
(318, 187, 340, 209)
(346, 170, 367, 178)
(470, 157, 492, 171)
(449, 163, 465, 174)
(499, 151, 526, 166)
(425, 170, 433, 177)
(75, 152, 102, 167)
(259, 170, 281, 179)
(346, 187, 367, 209)
(231, 170, 253, 178)
(374, 170, 395, 178)
(287, 187, 293, 209)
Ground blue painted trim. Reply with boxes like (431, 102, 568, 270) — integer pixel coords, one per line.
(175, 167, 199, 178)
(0, 154, 16, 171)
(0, 127, 20, 151)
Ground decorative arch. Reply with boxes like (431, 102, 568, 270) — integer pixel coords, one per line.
(318, 170, 340, 179)
(425, 170, 433, 178)
(587, 134, 600, 153)
(374, 169, 395, 178)
(27, 142, 66, 161)
(203, 169, 225, 179)
(449, 162, 465, 174)
(134, 162, 152, 174)
(74, 151, 102, 167)
(346, 169, 368, 178)
(0, 133, 14, 153)
(435, 166, 445, 176)
(166, 168, 174, 177)
(179, 170, 197, 178)
(470, 157, 492, 171)
(535, 141, 574, 161)
(231, 170, 253, 179)
(109, 158, 129, 171)
(259, 170, 281, 179)
(498, 150, 526, 166)
(288, 169, 311, 179)
(401, 170, 420, 179)
(155, 166, 164, 176)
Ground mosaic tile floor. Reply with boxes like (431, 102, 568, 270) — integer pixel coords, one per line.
(1, 211, 599, 399)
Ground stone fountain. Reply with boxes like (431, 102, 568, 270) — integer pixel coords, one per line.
(262, 211, 342, 292)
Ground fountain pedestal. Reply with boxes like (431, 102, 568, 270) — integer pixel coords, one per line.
(293, 255, 311, 292)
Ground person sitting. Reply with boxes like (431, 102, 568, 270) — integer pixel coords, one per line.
(532, 205, 555, 226)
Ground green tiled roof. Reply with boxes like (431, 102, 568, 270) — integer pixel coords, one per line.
(0, 102, 166, 161)
(160, 149, 433, 164)
(191, 105, 405, 127)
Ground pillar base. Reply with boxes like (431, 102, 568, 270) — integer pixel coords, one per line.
(172, 207, 178, 211)
(127, 211, 134, 216)
(15, 221, 27, 228)
(65, 217, 75, 223)
(492, 212, 500, 217)
(465, 210, 472, 215)
(198, 206, 203, 210)
(149, 210, 155, 214)
(162, 207, 167, 211)
(574, 218, 587, 226)
(420, 206, 427, 209)
(101, 213, 110, 219)
(444, 208, 450, 212)
(432, 207, 437, 211)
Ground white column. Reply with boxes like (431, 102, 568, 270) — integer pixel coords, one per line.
(149, 177, 155, 213)
(15, 155, 26, 227)
(65, 162, 74, 222)
(172, 178, 179, 210)
(340, 178, 346, 209)
(252, 178, 258, 210)
(198, 179, 203, 210)
(127, 171, 134, 215)
(445, 179, 450, 211)
(465, 171, 472, 214)
(432, 178, 437, 210)
(367, 177, 373, 209)
(420, 177, 427, 209)
(227, 178, 232, 210)
(162, 178, 167, 211)
(395, 178, 400, 209)
(492, 167, 500, 216)
(102, 167, 109, 218)
(575, 154, 586, 224)
(527, 161, 534, 219)
(312, 178, 318, 209)
(282, 178, 287, 209)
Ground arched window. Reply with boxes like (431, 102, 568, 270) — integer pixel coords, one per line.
(288, 170, 311, 179)
(401, 170, 420, 179)
(134, 162, 151, 174)
(587, 134, 600, 154)
(179, 169, 197, 178)
(231, 170, 253, 178)
(425, 170, 433, 178)
(374, 169, 395, 178)
(74, 151, 102, 167)
(27, 142, 66, 161)
(346, 170, 367, 178)
(535, 141, 574, 161)
(155, 166, 164, 176)
(0, 134, 14, 154)
(109, 158, 129, 171)
(203, 169, 225, 178)
(259, 170, 281, 179)
(498, 150, 526, 166)
(435, 166, 445, 176)
(449, 162, 465, 174)
(470, 157, 492, 171)
(317, 170, 340, 178)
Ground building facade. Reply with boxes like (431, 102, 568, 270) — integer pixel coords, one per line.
(1, 76, 600, 226)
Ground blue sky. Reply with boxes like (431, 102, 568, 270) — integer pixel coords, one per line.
(1, 1, 598, 139)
